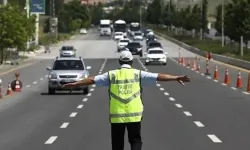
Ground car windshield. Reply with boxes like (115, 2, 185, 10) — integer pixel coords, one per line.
(61, 46, 74, 51)
(100, 24, 110, 28)
(53, 60, 84, 70)
(148, 50, 164, 54)
(116, 33, 122, 36)
(120, 40, 129, 43)
(149, 43, 161, 47)
(128, 42, 140, 47)
(135, 33, 142, 36)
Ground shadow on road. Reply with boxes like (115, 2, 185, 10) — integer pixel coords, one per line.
(40, 92, 86, 95)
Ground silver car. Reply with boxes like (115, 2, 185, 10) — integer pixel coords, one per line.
(46, 57, 91, 95)
(60, 46, 76, 57)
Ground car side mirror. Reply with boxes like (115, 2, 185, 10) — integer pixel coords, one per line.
(86, 66, 91, 70)
(46, 66, 52, 71)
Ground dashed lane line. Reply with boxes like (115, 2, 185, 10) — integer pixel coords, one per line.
(231, 87, 237, 90)
(92, 84, 96, 87)
(60, 122, 69, 129)
(87, 93, 92, 96)
(77, 104, 84, 109)
(159, 87, 164, 91)
(207, 135, 222, 143)
(45, 75, 48, 78)
(164, 92, 169, 96)
(33, 81, 37, 84)
(194, 121, 204, 127)
(26, 85, 30, 88)
(206, 76, 212, 79)
(69, 112, 77, 117)
(175, 104, 183, 108)
(44, 136, 58, 144)
(156, 84, 161, 87)
(169, 97, 175, 101)
(90, 88, 94, 91)
(40, 78, 44, 80)
(242, 91, 250, 95)
(82, 98, 88, 102)
(183, 111, 192, 116)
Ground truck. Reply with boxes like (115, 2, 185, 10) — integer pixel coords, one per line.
(100, 19, 112, 36)
(129, 22, 140, 36)
(113, 20, 127, 37)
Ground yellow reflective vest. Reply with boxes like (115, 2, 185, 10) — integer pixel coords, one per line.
(108, 68, 143, 123)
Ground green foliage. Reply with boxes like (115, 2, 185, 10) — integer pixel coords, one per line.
(214, 4, 222, 35)
(58, 0, 91, 33)
(89, 2, 105, 25)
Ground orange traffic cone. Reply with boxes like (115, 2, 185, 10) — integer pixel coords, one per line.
(6, 83, 12, 96)
(224, 68, 230, 85)
(192, 60, 196, 70)
(247, 73, 250, 92)
(182, 58, 186, 66)
(213, 65, 219, 80)
(196, 59, 200, 72)
(236, 70, 243, 88)
(15, 80, 21, 92)
(205, 60, 210, 75)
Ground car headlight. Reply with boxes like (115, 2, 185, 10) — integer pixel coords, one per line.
(137, 48, 142, 51)
(49, 73, 57, 79)
(80, 73, 88, 79)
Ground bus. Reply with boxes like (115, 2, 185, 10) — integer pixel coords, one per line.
(129, 22, 140, 36)
(114, 20, 127, 37)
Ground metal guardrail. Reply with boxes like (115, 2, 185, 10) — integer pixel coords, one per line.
(156, 32, 250, 70)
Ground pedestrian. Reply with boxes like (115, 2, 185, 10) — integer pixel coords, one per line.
(62, 51, 190, 150)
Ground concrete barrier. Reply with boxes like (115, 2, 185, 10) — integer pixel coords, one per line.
(156, 32, 250, 70)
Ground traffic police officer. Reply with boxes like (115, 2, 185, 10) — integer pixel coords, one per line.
(62, 51, 190, 150)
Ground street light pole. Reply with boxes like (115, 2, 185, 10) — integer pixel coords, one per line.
(200, 0, 203, 40)
(26, 0, 30, 50)
(221, 0, 224, 47)
(3, 0, 7, 5)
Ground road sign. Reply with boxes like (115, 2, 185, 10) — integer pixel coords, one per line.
(30, 0, 45, 14)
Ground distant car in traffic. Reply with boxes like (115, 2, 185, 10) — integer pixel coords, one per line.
(146, 35, 157, 43)
(59, 46, 76, 57)
(80, 28, 87, 34)
(133, 32, 143, 41)
(126, 42, 143, 57)
(117, 39, 130, 52)
(145, 48, 167, 65)
(46, 57, 92, 95)
(144, 29, 154, 37)
(146, 41, 162, 51)
(114, 32, 124, 41)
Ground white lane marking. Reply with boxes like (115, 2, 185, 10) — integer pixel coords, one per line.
(206, 76, 212, 79)
(87, 93, 92, 96)
(201, 73, 205, 76)
(183, 111, 192, 116)
(221, 83, 227, 86)
(156, 84, 161, 87)
(194, 121, 204, 127)
(159, 88, 164, 91)
(242, 91, 250, 95)
(77, 104, 84, 109)
(82, 98, 88, 102)
(145, 69, 148, 71)
(169, 97, 175, 101)
(90, 88, 94, 91)
(231, 87, 237, 90)
(100, 69, 103, 72)
(45, 136, 58, 144)
(40, 78, 44, 80)
(164, 92, 169, 96)
(60, 122, 69, 128)
(196, 71, 199, 73)
(92, 84, 96, 87)
(207, 135, 222, 143)
(99, 72, 102, 74)
(26, 85, 30, 88)
(45, 75, 48, 78)
(214, 80, 218, 82)
(69, 112, 77, 117)
(33, 81, 37, 84)
(175, 104, 183, 108)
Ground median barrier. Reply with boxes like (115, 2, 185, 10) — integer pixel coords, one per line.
(155, 32, 250, 70)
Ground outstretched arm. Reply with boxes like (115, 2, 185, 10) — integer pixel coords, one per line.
(62, 76, 95, 88)
(157, 73, 190, 86)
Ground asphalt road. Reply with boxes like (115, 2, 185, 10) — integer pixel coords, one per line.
(0, 29, 249, 150)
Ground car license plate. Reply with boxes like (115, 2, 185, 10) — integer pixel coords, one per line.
(62, 79, 74, 83)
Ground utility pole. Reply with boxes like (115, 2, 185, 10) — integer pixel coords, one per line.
(3, 0, 7, 5)
(221, 0, 224, 47)
(200, 0, 203, 40)
(26, 0, 30, 50)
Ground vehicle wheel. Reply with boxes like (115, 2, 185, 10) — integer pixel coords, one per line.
(48, 87, 56, 95)
(163, 63, 167, 65)
(83, 86, 89, 94)
(118, 49, 120, 52)
(145, 62, 148, 66)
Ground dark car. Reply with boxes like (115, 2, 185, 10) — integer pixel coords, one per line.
(126, 42, 143, 57)
(146, 35, 157, 44)
(147, 41, 162, 51)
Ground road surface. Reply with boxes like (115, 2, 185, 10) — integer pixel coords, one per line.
(0, 28, 249, 150)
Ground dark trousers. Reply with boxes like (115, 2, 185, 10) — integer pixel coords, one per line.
(111, 122, 142, 150)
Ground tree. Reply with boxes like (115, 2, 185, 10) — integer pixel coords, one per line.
(201, 0, 209, 37)
(214, 4, 222, 35)
(146, 0, 162, 24)
(90, 2, 104, 25)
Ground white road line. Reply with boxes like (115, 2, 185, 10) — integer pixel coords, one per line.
(77, 104, 84, 109)
(90, 88, 94, 91)
(87, 93, 92, 96)
(169, 97, 175, 101)
(201, 73, 205, 76)
(242, 91, 250, 95)
(82, 98, 88, 102)
(145, 69, 148, 71)
(159, 88, 164, 91)
(156, 84, 161, 87)
(33, 81, 37, 84)
(60, 122, 69, 128)
(196, 71, 199, 73)
(214, 80, 218, 82)
(92, 84, 96, 87)
(26, 85, 30, 88)
(183, 111, 192, 116)
(40, 78, 44, 80)
(45, 75, 48, 78)
(175, 104, 183, 108)
(194, 121, 204, 127)
(231, 87, 237, 90)
(45, 136, 58, 144)
(164, 92, 169, 96)
(206, 76, 212, 79)
(221, 83, 227, 86)
(99, 72, 102, 74)
(69, 112, 77, 117)
(207, 135, 222, 143)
